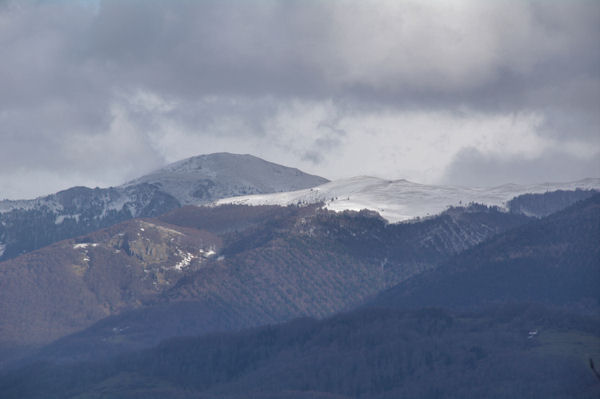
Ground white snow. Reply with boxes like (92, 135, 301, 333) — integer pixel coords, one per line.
(170, 246, 217, 271)
(216, 177, 600, 223)
(0, 243, 5, 257)
(0, 153, 327, 223)
(0, 196, 64, 214)
(173, 249, 195, 270)
(123, 153, 327, 206)
(199, 246, 216, 258)
(55, 214, 82, 224)
(73, 243, 99, 249)
(205, 249, 216, 257)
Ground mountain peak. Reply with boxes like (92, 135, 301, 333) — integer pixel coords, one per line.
(125, 152, 328, 206)
(160, 153, 263, 173)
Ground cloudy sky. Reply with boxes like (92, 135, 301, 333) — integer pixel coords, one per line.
(1, 0, 598, 199)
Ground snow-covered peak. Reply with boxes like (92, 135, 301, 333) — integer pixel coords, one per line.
(123, 152, 328, 205)
(215, 177, 600, 223)
(0, 153, 328, 214)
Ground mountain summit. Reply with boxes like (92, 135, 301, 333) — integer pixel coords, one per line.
(124, 152, 328, 205)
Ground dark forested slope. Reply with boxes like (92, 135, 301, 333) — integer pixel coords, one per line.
(3, 203, 530, 367)
(1, 305, 598, 399)
(371, 194, 600, 310)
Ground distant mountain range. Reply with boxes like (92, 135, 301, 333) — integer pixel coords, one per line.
(0, 153, 328, 261)
(1, 153, 597, 262)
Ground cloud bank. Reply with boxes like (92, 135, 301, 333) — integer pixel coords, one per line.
(0, 0, 598, 198)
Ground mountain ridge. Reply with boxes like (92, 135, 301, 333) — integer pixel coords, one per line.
(368, 193, 600, 311)
(216, 176, 600, 222)
(0, 153, 327, 261)
(0, 202, 532, 367)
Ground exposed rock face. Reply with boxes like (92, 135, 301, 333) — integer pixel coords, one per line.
(0, 218, 221, 347)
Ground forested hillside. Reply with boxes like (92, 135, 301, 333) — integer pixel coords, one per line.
(371, 194, 600, 310)
(1, 305, 598, 399)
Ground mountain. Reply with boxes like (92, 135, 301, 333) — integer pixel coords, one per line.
(3, 194, 597, 399)
(216, 176, 600, 223)
(124, 152, 329, 206)
(0, 216, 222, 357)
(506, 188, 599, 217)
(0, 153, 327, 261)
(1, 184, 597, 397)
(0, 202, 531, 367)
(2, 304, 598, 399)
(33, 190, 598, 366)
(369, 193, 600, 310)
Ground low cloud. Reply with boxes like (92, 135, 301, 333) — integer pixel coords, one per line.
(0, 0, 598, 198)
(443, 147, 600, 187)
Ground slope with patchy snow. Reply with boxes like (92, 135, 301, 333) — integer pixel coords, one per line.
(0, 153, 328, 261)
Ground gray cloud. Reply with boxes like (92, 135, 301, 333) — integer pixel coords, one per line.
(0, 0, 598, 198)
(443, 147, 600, 187)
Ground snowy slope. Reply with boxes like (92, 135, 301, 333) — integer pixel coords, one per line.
(216, 177, 600, 223)
(0, 153, 328, 215)
(123, 153, 328, 206)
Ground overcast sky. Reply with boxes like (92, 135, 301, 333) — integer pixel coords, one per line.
(1, 0, 599, 199)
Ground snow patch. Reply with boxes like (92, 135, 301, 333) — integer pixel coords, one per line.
(0, 243, 5, 257)
(73, 243, 99, 249)
(173, 249, 195, 271)
(199, 246, 217, 258)
(171, 246, 217, 271)
(139, 221, 183, 237)
(54, 214, 81, 224)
